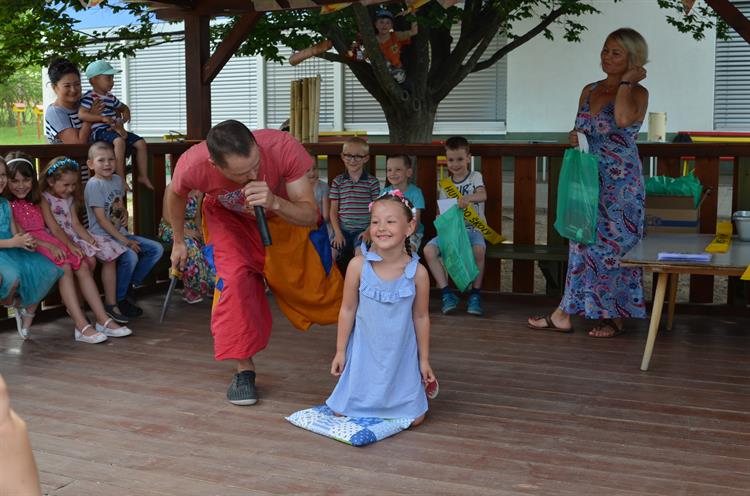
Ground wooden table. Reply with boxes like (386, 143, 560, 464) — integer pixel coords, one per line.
(621, 233, 750, 371)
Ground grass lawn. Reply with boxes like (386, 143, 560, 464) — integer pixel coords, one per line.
(0, 124, 46, 145)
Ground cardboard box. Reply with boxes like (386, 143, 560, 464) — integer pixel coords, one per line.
(645, 195, 700, 233)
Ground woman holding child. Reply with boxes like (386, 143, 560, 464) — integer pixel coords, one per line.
(528, 28, 649, 338)
(44, 59, 101, 146)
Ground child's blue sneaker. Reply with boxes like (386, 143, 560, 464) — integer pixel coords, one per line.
(441, 292, 459, 315)
(467, 293, 483, 316)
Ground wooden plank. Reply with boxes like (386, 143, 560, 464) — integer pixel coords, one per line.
(184, 15, 212, 140)
(706, 0, 750, 45)
(2, 294, 750, 496)
(512, 156, 536, 293)
(202, 9, 261, 85)
(481, 156, 502, 290)
(327, 154, 344, 184)
(656, 156, 680, 177)
(690, 157, 720, 303)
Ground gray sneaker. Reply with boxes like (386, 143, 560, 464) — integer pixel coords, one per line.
(227, 371, 258, 406)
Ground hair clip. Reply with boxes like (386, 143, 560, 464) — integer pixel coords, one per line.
(46, 158, 79, 176)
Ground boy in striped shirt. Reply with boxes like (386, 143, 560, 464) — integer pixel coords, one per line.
(329, 137, 380, 269)
(79, 60, 153, 190)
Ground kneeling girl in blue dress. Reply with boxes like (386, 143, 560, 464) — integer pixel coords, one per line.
(327, 190, 437, 426)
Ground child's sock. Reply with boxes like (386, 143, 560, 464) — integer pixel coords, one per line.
(470, 288, 480, 297)
(441, 286, 453, 297)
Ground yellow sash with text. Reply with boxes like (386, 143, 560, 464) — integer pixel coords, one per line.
(439, 178, 504, 245)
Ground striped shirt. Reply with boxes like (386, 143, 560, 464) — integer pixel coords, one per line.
(80, 90, 123, 132)
(329, 170, 380, 232)
(44, 104, 83, 144)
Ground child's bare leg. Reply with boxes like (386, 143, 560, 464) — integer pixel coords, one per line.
(411, 414, 425, 427)
(423, 244, 449, 288)
(133, 140, 153, 190)
(472, 244, 485, 290)
(59, 265, 97, 336)
(113, 137, 128, 190)
(75, 263, 121, 330)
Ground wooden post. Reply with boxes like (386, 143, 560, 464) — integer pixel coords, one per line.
(513, 156, 537, 293)
(301, 78, 310, 143)
(482, 156, 502, 290)
(184, 15, 211, 140)
(689, 156, 720, 303)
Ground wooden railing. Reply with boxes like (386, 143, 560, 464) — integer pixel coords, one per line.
(307, 142, 750, 305)
(0, 141, 748, 326)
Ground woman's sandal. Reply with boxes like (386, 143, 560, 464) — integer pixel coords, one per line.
(527, 314, 574, 333)
(588, 318, 626, 338)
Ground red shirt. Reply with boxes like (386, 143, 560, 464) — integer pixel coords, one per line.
(171, 129, 313, 217)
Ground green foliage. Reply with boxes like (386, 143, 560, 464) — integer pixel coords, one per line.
(0, 0, 157, 81)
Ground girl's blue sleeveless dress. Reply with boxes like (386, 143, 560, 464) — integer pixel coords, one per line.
(560, 81, 646, 319)
(0, 198, 62, 306)
(326, 244, 428, 419)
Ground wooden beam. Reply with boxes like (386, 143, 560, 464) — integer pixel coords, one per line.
(705, 0, 750, 45)
(202, 9, 262, 85)
(184, 14, 212, 140)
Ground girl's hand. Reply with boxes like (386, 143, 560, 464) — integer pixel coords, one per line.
(67, 243, 83, 258)
(87, 236, 98, 247)
(331, 352, 346, 376)
(50, 245, 66, 262)
(125, 239, 141, 253)
(420, 360, 436, 385)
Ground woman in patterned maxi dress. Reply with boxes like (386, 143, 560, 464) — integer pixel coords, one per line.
(528, 28, 650, 338)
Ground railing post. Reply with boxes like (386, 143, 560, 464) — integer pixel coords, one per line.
(482, 156, 502, 290)
(513, 156, 536, 293)
(417, 155, 437, 242)
(690, 156, 720, 304)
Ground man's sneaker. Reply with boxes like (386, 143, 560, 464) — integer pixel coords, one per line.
(227, 370, 258, 406)
(117, 299, 143, 318)
(441, 292, 459, 315)
(104, 304, 129, 324)
(467, 293, 483, 316)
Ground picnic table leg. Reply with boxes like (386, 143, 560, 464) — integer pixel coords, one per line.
(641, 272, 669, 371)
(666, 273, 678, 331)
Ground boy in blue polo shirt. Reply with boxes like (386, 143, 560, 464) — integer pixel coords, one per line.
(329, 137, 380, 269)
(78, 60, 153, 190)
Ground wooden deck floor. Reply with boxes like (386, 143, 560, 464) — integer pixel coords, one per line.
(1, 293, 749, 496)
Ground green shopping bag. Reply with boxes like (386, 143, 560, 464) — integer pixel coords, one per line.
(554, 147, 600, 245)
(434, 205, 479, 292)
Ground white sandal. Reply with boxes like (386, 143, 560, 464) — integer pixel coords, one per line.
(95, 318, 132, 338)
(13, 310, 27, 340)
(74, 324, 108, 344)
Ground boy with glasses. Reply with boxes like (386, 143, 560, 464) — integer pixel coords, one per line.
(329, 137, 380, 270)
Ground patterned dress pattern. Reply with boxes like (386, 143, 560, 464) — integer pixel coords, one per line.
(158, 195, 215, 301)
(10, 199, 82, 270)
(560, 81, 646, 320)
(0, 198, 62, 306)
(42, 192, 126, 262)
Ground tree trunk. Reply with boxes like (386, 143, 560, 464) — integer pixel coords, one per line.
(382, 98, 437, 143)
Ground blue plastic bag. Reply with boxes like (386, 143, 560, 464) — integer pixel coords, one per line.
(554, 147, 600, 245)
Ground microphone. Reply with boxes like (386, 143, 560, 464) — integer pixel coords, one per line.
(254, 206, 272, 246)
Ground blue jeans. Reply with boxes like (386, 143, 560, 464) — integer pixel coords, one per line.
(116, 235, 164, 301)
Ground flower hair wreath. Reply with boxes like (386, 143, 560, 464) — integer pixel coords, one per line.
(46, 158, 79, 176)
(369, 188, 418, 217)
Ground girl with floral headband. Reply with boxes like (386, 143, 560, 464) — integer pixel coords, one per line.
(326, 190, 438, 427)
(40, 155, 130, 325)
(5, 152, 130, 343)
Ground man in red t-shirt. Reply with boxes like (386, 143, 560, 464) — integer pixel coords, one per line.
(167, 119, 317, 406)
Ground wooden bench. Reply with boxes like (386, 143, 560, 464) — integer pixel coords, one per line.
(485, 243, 569, 294)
